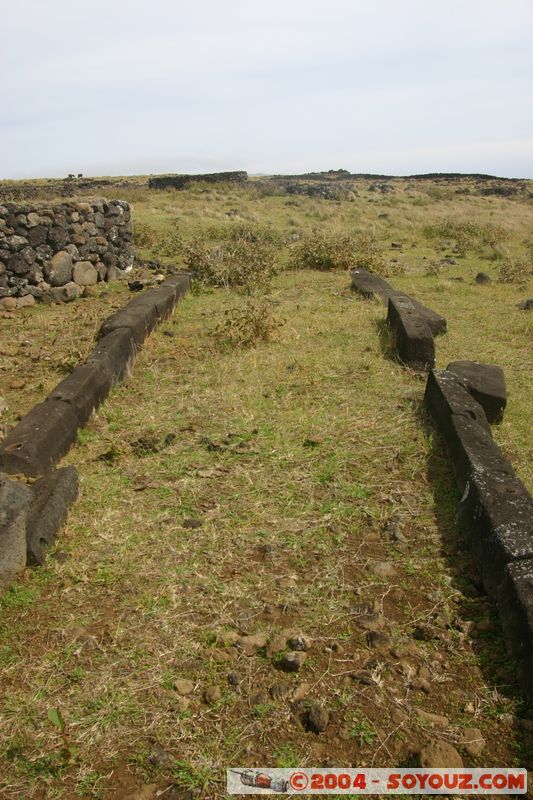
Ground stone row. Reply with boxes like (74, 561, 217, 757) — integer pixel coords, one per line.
(350, 268, 447, 370)
(0, 273, 190, 592)
(0, 198, 134, 302)
(424, 364, 533, 700)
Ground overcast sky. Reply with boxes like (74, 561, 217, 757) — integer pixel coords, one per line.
(2, 0, 532, 179)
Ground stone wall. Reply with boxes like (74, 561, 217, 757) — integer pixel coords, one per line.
(148, 171, 248, 190)
(0, 199, 134, 306)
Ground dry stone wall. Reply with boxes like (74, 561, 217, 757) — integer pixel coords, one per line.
(148, 171, 248, 190)
(0, 199, 134, 306)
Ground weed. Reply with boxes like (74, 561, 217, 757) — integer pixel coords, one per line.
(289, 229, 358, 271)
(498, 257, 533, 286)
(349, 716, 378, 748)
(213, 297, 284, 348)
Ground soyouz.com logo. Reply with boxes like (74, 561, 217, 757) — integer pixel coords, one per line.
(226, 767, 528, 794)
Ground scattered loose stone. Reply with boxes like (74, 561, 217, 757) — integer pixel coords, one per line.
(280, 651, 306, 672)
(287, 633, 312, 651)
(517, 298, 533, 310)
(306, 702, 330, 734)
(173, 678, 194, 695)
(292, 682, 311, 702)
(412, 623, 436, 641)
(238, 632, 268, 655)
(227, 671, 240, 686)
(418, 739, 464, 768)
(366, 630, 390, 648)
(266, 634, 288, 658)
(416, 709, 449, 728)
(203, 685, 221, 704)
(251, 690, 269, 706)
(459, 727, 486, 758)
(371, 561, 396, 577)
(270, 682, 291, 701)
(183, 517, 202, 529)
(475, 272, 491, 285)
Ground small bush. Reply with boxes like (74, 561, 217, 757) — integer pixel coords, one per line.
(498, 258, 533, 286)
(133, 222, 162, 249)
(213, 297, 284, 349)
(289, 230, 358, 270)
(183, 237, 278, 293)
(423, 218, 508, 257)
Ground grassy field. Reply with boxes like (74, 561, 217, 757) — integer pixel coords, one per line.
(0, 176, 532, 799)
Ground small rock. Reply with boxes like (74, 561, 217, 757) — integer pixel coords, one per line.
(251, 690, 269, 706)
(413, 623, 436, 641)
(173, 678, 194, 695)
(280, 651, 306, 672)
(517, 298, 533, 310)
(149, 744, 174, 768)
(204, 685, 221, 704)
(291, 683, 310, 703)
(418, 739, 463, 768)
(306, 702, 330, 734)
(366, 630, 390, 648)
(475, 272, 491, 285)
(0, 297, 17, 310)
(459, 727, 485, 758)
(227, 671, 240, 686)
(182, 517, 202, 529)
(371, 561, 396, 577)
(287, 633, 312, 651)
(266, 634, 288, 658)
(416, 709, 449, 728)
(16, 294, 35, 308)
(238, 632, 268, 655)
(72, 260, 98, 286)
(45, 250, 73, 286)
(270, 682, 291, 700)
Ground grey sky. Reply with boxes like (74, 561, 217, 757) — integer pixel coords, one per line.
(2, 0, 532, 178)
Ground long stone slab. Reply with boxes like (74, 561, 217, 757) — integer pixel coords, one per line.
(387, 295, 435, 370)
(49, 361, 113, 427)
(424, 370, 491, 439)
(447, 360, 507, 423)
(86, 327, 137, 385)
(351, 268, 447, 335)
(99, 274, 190, 346)
(0, 473, 32, 591)
(0, 399, 79, 478)
(26, 466, 79, 565)
(458, 467, 533, 598)
(499, 559, 533, 700)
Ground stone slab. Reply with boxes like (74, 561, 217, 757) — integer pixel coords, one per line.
(458, 467, 533, 598)
(387, 295, 435, 370)
(99, 294, 159, 346)
(26, 466, 79, 565)
(49, 361, 113, 426)
(499, 559, 533, 701)
(0, 399, 79, 477)
(447, 360, 507, 423)
(0, 473, 32, 591)
(86, 327, 137, 385)
(351, 268, 447, 335)
(424, 369, 491, 444)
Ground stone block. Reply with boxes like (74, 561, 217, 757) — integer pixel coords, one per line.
(446, 360, 507, 423)
(0, 400, 79, 477)
(387, 295, 435, 370)
(0, 473, 32, 592)
(26, 466, 79, 565)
